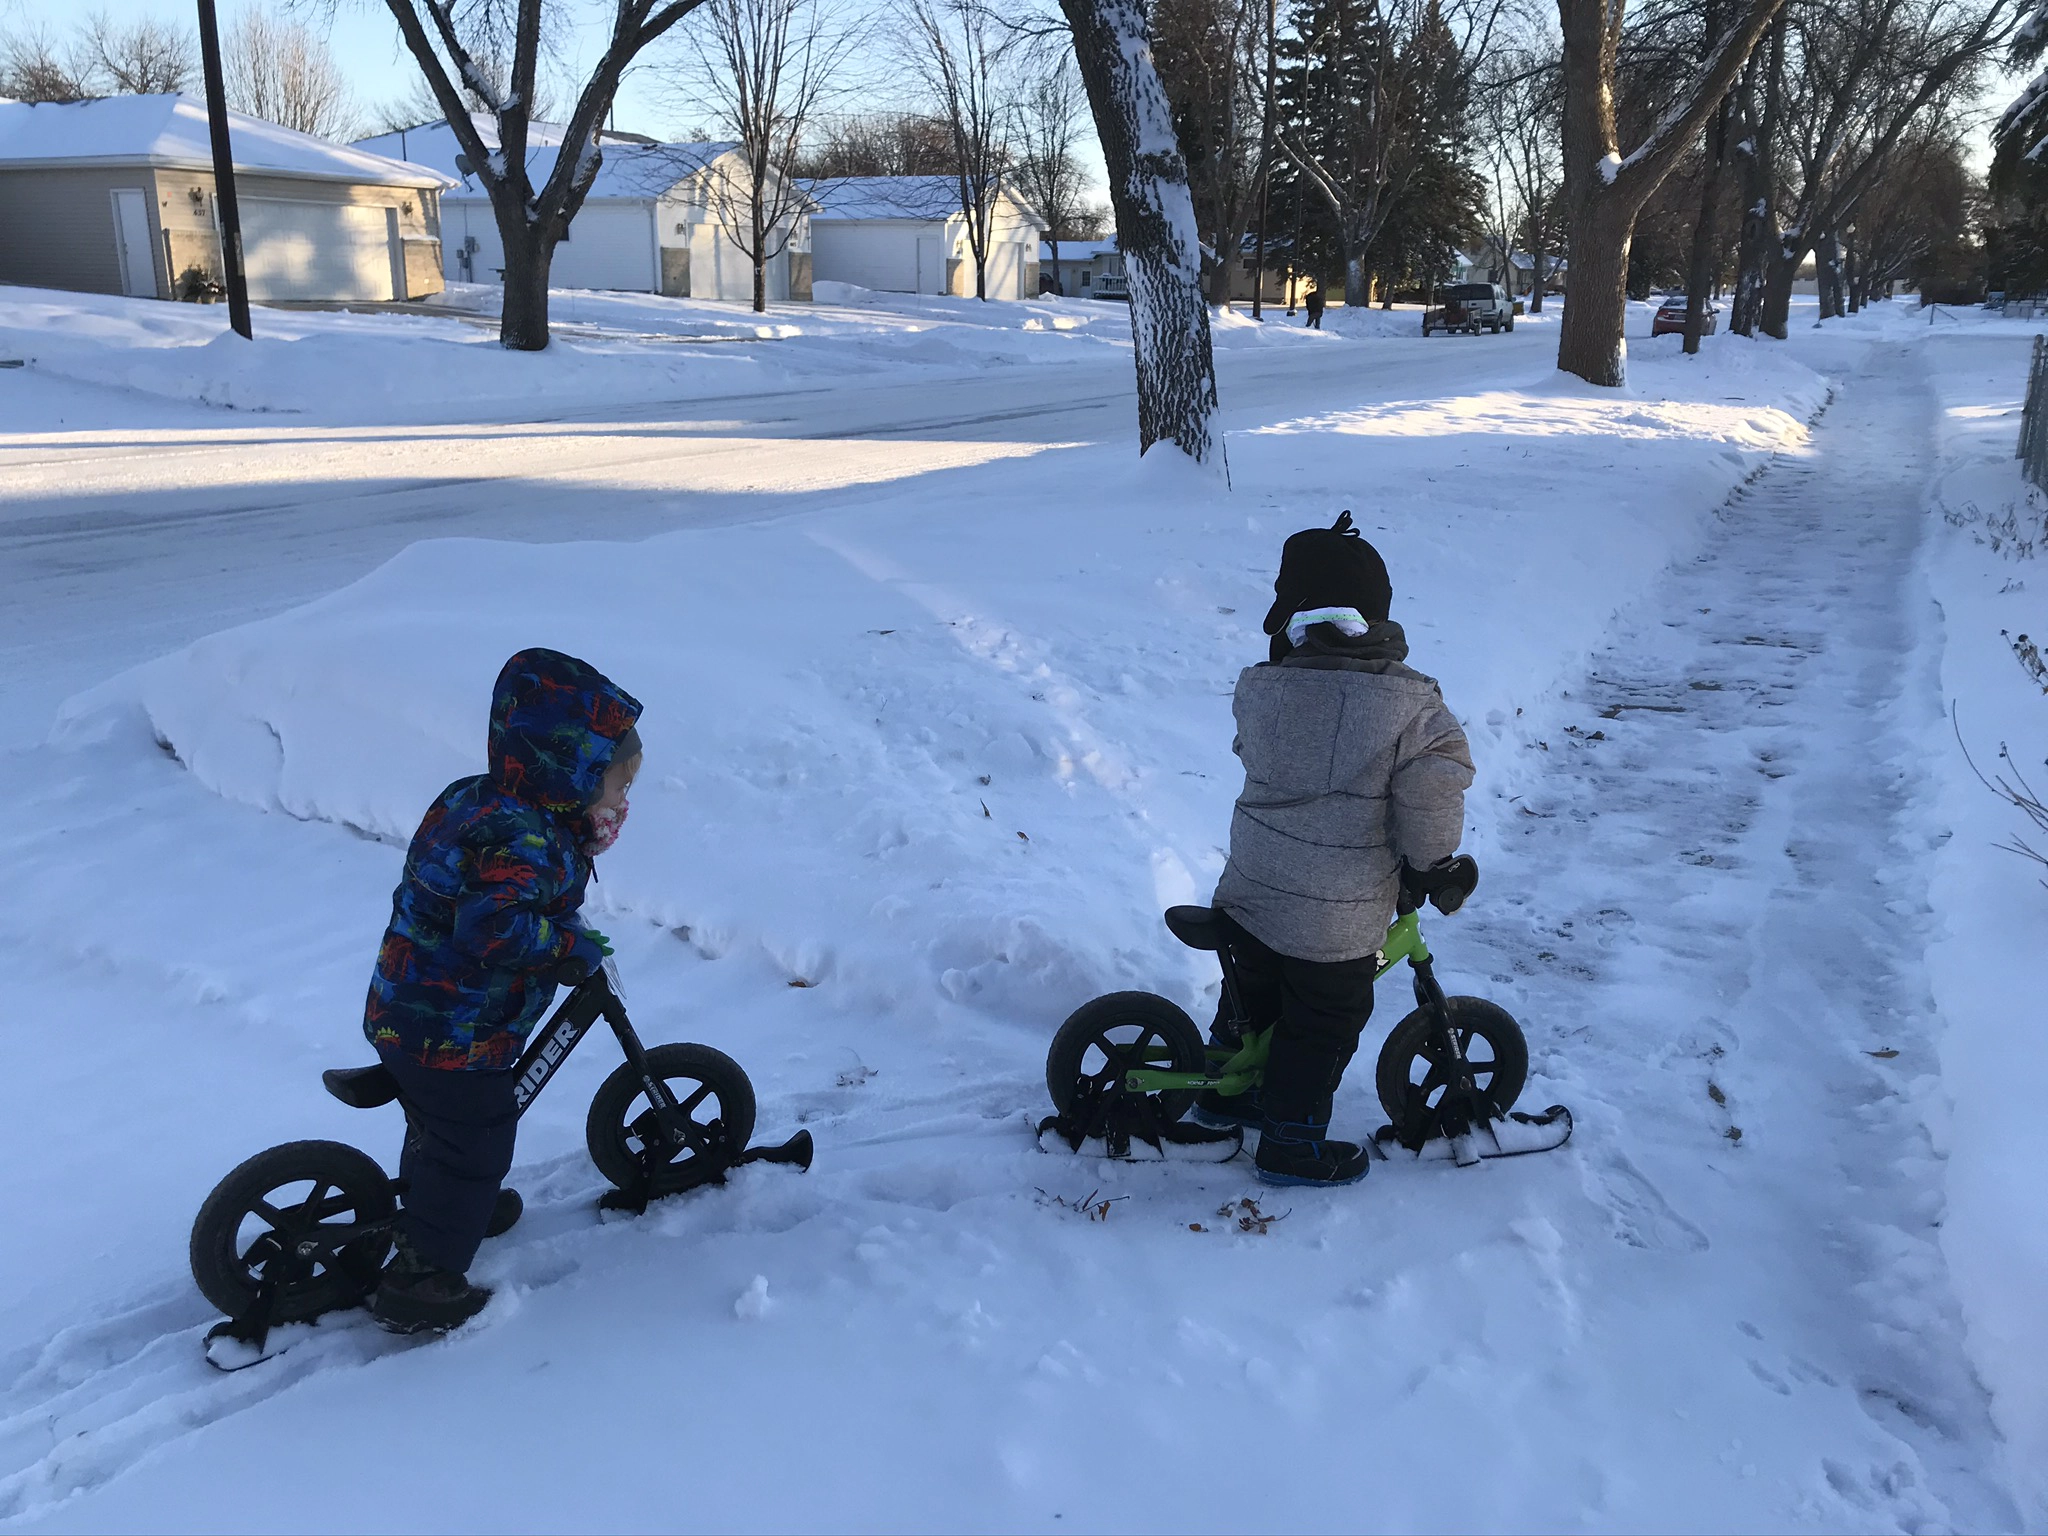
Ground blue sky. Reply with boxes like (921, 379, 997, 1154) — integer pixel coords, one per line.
(1, 0, 834, 138)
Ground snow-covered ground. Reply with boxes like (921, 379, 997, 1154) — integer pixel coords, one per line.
(0, 286, 2038, 1531)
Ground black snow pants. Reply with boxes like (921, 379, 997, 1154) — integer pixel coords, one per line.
(377, 1047, 519, 1275)
(1213, 911, 1375, 1128)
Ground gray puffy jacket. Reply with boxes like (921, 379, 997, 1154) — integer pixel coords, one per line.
(1211, 634, 1474, 963)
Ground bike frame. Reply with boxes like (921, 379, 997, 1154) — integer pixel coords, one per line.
(508, 959, 711, 1164)
(1120, 903, 1478, 1106)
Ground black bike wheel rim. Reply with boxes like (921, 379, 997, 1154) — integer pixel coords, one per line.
(618, 1077, 729, 1168)
(1076, 1023, 1184, 1098)
(1404, 1028, 1505, 1115)
(229, 1178, 383, 1287)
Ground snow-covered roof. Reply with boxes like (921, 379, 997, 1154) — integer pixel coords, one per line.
(353, 115, 658, 183)
(431, 140, 766, 203)
(0, 94, 454, 187)
(1040, 239, 1119, 261)
(804, 175, 963, 221)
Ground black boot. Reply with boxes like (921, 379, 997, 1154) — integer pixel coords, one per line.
(485, 1187, 522, 1239)
(1253, 1029, 1367, 1187)
(372, 1235, 493, 1335)
(1254, 1113, 1369, 1186)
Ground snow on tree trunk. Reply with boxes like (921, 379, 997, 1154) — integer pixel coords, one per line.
(1344, 245, 1369, 310)
(1061, 0, 1220, 465)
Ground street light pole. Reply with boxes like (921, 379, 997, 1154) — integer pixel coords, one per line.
(194, 0, 252, 338)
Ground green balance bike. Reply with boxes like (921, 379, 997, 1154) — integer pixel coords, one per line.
(1037, 858, 1573, 1167)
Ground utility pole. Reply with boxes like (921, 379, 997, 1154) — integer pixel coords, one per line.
(1251, 0, 1277, 320)
(194, 0, 252, 338)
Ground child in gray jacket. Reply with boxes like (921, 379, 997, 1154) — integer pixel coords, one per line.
(1202, 513, 1475, 1186)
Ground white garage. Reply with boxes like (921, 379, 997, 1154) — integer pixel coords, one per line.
(0, 94, 453, 305)
(806, 176, 1045, 300)
(240, 198, 399, 302)
(366, 123, 815, 302)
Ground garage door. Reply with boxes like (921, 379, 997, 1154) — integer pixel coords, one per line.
(550, 204, 657, 292)
(241, 199, 396, 302)
(981, 241, 1027, 300)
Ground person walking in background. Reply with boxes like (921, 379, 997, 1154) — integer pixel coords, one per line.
(1304, 283, 1326, 329)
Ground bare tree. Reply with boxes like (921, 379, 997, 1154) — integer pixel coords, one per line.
(1061, 0, 1220, 462)
(1553, 0, 1784, 384)
(0, 23, 92, 101)
(1, 12, 202, 101)
(79, 11, 198, 94)
(905, 0, 1015, 299)
(679, 0, 845, 311)
(1750, 0, 2013, 337)
(1010, 48, 1092, 291)
(794, 110, 958, 175)
(1476, 41, 1563, 311)
(378, 0, 714, 350)
(225, 9, 355, 137)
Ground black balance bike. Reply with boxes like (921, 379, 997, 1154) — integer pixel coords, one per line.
(189, 957, 811, 1364)
(1039, 858, 1573, 1165)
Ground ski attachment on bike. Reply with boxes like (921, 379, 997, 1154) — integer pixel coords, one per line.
(1035, 1079, 1244, 1163)
(1370, 1104, 1574, 1165)
(599, 1126, 817, 1214)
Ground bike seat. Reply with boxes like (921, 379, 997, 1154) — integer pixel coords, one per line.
(323, 1064, 399, 1110)
(1163, 905, 1230, 952)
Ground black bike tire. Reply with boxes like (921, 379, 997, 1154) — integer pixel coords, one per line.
(1374, 997, 1530, 1136)
(188, 1139, 396, 1322)
(1045, 991, 1206, 1124)
(585, 1043, 757, 1192)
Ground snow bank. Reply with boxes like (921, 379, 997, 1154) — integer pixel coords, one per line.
(1916, 329, 2048, 1524)
(0, 283, 1142, 422)
(57, 330, 1827, 1044)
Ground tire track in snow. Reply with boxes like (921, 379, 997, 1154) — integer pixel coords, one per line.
(1455, 342, 2016, 1529)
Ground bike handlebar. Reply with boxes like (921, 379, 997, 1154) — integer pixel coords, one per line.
(1398, 855, 1479, 916)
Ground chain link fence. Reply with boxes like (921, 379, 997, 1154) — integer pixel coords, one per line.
(2020, 334, 2048, 492)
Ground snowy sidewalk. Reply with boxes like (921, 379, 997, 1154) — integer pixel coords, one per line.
(1447, 340, 2016, 1530)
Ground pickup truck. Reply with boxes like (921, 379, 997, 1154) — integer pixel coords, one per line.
(1423, 282, 1514, 335)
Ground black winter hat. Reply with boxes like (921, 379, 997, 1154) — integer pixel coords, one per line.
(1261, 510, 1393, 635)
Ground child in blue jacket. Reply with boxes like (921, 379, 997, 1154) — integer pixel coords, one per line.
(363, 647, 642, 1332)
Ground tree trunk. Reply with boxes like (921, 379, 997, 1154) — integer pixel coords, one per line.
(1049, 234, 1064, 296)
(1683, 136, 1727, 354)
(1760, 237, 1799, 338)
(1061, 0, 1220, 464)
(499, 220, 554, 351)
(1556, 202, 1635, 386)
(1730, 175, 1771, 336)
(753, 198, 769, 313)
(1684, 8, 1731, 357)
(1344, 247, 1369, 309)
(1814, 228, 1841, 319)
(1555, 0, 1637, 386)
(1528, 209, 1546, 313)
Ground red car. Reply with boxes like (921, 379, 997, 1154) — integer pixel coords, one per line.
(1652, 296, 1718, 336)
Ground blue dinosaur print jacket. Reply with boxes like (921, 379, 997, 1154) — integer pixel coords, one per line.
(364, 648, 643, 1070)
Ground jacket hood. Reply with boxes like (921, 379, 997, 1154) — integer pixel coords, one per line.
(487, 648, 644, 813)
